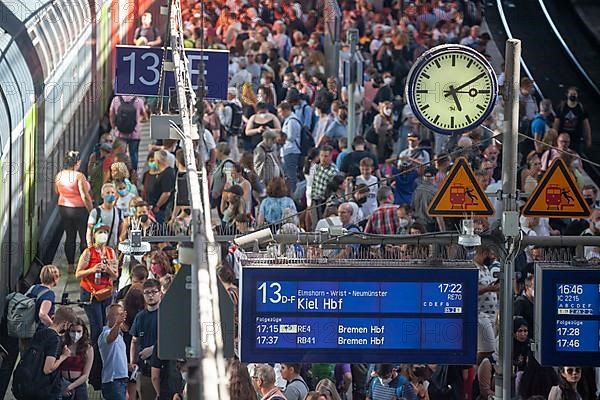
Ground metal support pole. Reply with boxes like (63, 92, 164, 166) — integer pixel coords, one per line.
(347, 29, 358, 144)
(496, 38, 521, 400)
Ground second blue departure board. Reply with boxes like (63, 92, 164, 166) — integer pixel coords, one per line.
(536, 265, 600, 366)
(240, 266, 478, 364)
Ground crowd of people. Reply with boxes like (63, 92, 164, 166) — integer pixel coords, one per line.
(1, 0, 599, 399)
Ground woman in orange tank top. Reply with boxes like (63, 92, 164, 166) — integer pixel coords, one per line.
(75, 224, 118, 344)
(55, 151, 93, 273)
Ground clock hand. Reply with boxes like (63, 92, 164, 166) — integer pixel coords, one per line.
(444, 72, 486, 97)
(447, 85, 462, 112)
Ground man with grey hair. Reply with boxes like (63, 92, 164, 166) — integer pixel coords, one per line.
(335, 202, 361, 259)
(252, 364, 286, 400)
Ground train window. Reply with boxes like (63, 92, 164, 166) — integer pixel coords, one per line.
(54, 1, 73, 43)
(71, 0, 84, 33)
(29, 28, 50, 78)
(36, 23, 56, 74)
(47, 8, 67, 56)
(41, 15, 61, 70)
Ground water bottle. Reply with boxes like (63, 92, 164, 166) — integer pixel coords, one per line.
(94, 271, 101, 285)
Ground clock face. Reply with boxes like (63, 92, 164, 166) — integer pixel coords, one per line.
(406, 45, 498, 135)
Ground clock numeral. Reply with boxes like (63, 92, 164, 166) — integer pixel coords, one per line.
(416, 89, 429, 94)
(433, 115, 440, 124)
(450, 116, 455, 129)
(452, 55, 456, 67)
(434, 59, 441, 68)
(479, 89, 490, 94)
(476, 104, 486, 111)
(465, 115, 472, 124)
(421, 104, 430, 111)
(466, 59, 473, 68)
(421, 72, 430, 79)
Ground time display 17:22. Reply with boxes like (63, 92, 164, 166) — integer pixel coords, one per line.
(240, 266, 478, 364)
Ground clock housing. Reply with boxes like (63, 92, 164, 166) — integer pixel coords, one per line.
(405, 44, 498, 135)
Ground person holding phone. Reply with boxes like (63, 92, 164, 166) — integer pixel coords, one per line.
(76, 224, 119, 344)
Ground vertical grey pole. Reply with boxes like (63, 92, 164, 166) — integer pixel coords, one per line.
(347, 29, 358, 144)
(496, 38, 521, 400)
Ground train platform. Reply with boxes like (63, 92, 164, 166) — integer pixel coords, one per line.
(570, 0, 600, 47)
(4, 121, 155, 400)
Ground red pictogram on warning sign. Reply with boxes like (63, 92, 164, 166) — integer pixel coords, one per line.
(522, 158, 591, 218)
(428, 157, 495, 217)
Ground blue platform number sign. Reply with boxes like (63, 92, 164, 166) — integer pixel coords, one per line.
(115, 45, 229, 100)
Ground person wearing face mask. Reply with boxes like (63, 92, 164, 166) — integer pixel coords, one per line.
(61, 318, 94, 400)
(115, 179, 136, 218)
(76, 224, 119, 344)
(133, 201, 155, 236)
(87, 182, 127, 249)
(148, 250, 174, 279)
(553, 86, 592, 154)
(12, 307, 76, 400)
(373, 74, 395, 108)
(323, 105, 348, 146)
(370, 101, 396, 162)
(245, 102, 282, 151)
(396, 204, 412, 234)
(130, 279, 163, 400)
(368, 363, 413, 400)
(474, 246, 499, 363)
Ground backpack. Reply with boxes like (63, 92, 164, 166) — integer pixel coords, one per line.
(472, 358, 495, 400)
(210, 159, 234, 203)
(5, 286, 50, 339)
(290, 116, 315, 157)
(224, 102, 243, 137)
(115, 96, 138, 134)
(12, 329, 58, 399)
(301, 103, 317, 133)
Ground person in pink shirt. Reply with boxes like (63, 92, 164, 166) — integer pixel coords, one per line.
(55, 151, 93, 272)
(109, 95, 147, 171)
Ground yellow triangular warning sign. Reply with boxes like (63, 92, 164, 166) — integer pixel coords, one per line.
(428, 157, 495, 217)
(522, 158, 591, 218)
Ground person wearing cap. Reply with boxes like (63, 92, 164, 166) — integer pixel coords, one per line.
(56, 151, 93, 273)
(411, 166, 439, 232)
(397, 132, 430, 167)
(254, 129, 282, 184)
(220, 184, 246, 231)
(76, 223, 118, 344)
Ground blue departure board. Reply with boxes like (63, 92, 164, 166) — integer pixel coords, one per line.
(240, 266, 478, 364)
(536, 266, 600, 366)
